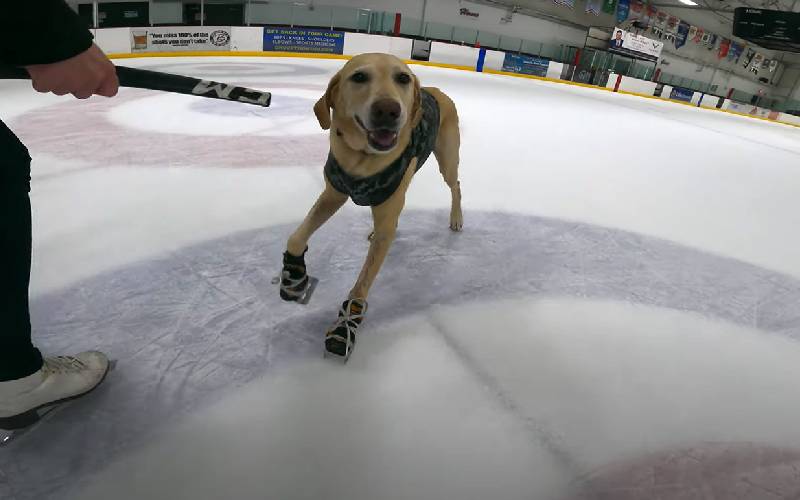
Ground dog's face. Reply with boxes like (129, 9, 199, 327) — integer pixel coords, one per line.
(314, 53, 421, 155)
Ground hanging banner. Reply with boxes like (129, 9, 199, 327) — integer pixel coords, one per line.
(629, 0, 644, 22)
(692, 27, 704, 43)
(663, 16, 678, 43)
(688, 25, 698, 41)
(666, 16, 679, 32)
(750, 52, 764, 73)
(728, 42, 744, 63)
(742, 48, 755, 68)
(726, 42, 737, 62)
(554, 0, 576, 9)
(718, 38, 731, 59)
(646, 5, 657, 27)
(651, 11, 667, 38)
(586, 0, 602, 16)
(609, 26, 663, 60)
(675, 21, 689, 49)
(769, 59, 779, 72)
(706, 33, 717, 50)
(601, 0, 616, 14)
(656, 11, 668, 29)
(616, 0, 630, 23)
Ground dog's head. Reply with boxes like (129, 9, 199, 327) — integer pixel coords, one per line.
(314, 53, 422, 155)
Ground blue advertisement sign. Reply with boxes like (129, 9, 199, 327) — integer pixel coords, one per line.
(669, 87, 694, 102)
(501, 53, 550, 77)
(263, 27, 345, 54)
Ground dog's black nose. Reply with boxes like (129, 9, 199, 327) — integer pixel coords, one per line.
(370, 99, 401, 128)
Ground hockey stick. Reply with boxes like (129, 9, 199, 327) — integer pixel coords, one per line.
(0, 64, 271, 107)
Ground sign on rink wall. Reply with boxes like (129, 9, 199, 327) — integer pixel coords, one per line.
(669, 87, 694, 102)
(501, 53, 550, 77)
(130, 27, 232, 52)
(726, 101, 761, 115)
(263, 27, 345, 54)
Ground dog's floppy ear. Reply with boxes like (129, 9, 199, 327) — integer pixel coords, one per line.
(410, 74, 423, 128)
(313, 71, 341, 130)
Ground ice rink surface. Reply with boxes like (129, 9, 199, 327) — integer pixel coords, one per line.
(2, 57, 800, 499)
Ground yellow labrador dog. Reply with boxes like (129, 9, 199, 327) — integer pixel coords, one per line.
(279, 53, 462, 361)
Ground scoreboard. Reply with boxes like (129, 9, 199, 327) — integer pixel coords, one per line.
(733, 8, 800, 52)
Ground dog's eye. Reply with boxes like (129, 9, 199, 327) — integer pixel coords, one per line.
(350, 71, 369, 83)
(395, 73, 411, 85)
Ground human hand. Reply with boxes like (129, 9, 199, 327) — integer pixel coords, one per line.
(24, 43, 119, 99)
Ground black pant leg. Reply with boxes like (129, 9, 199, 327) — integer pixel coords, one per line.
(0, 120, 43, 382)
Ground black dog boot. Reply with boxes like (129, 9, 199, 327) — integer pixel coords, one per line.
(279, 247, 317, 304)
(324, 298, 367, 362)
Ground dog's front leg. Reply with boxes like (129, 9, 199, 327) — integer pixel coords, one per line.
(349, 201, 402, 300)
(287, 180, 348, 256)
(280, 181, 348, 303)
(325, 159, 417, 360)
(349, 159, 417, 300)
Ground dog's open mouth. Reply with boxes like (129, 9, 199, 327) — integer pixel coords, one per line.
(367, 129, 398, 151)
(355, 116, 398, 152)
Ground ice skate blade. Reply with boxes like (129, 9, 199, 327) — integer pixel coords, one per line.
(275, 276, 318, 305)
(323, 347, 352, 364)
(323, 336, 354, 363)
(0, 359, 116, 448)
(297, 277, 318, 304)
(0, 405, 60, 447)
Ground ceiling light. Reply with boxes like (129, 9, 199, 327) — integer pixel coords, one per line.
(678, 0, 698, 5)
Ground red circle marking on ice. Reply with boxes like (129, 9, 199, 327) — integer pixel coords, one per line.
(569, 442, 800, 499)
(10, 85, 329, 169)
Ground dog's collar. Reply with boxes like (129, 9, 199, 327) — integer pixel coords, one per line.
(324, 89, 440, 207)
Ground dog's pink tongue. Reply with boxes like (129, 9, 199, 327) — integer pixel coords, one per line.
(371, 130, 396, 147)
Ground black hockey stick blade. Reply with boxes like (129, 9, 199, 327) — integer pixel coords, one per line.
(0, 64, 271, 107)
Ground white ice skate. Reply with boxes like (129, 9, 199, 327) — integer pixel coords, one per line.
(0, 351, 111, 447)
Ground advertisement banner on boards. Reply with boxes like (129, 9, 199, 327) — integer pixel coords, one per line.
(130, 27, 231, 52)
(669, 87, 694, 102)
(263, 27, 345, 54)
(610, 27, 664, 60)
(501, 53, 550, 77)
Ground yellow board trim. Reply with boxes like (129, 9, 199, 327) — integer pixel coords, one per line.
(107, 51, 800, 130)
(110, 50, 478, 72)
(110, 50, 353, 60)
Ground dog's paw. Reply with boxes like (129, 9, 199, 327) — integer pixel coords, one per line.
(450, 210, 463, 232)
